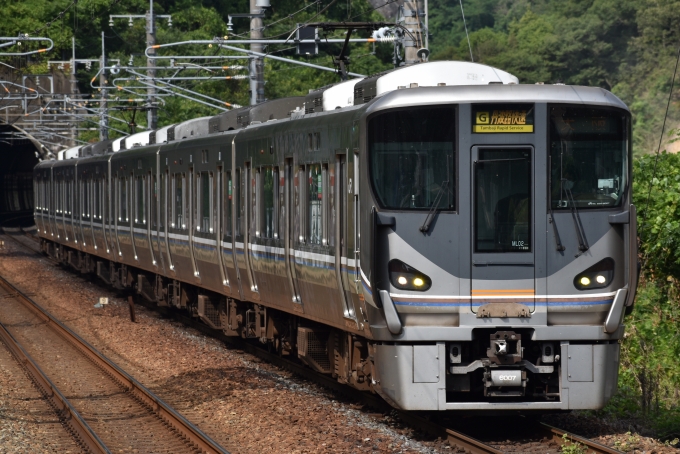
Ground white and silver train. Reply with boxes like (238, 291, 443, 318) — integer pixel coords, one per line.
(34, 61, 638, 411)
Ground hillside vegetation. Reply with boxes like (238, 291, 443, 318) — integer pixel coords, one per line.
(1, 0, 679, 438)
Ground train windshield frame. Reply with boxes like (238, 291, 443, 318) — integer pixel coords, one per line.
(549, 105, 630, 210)
(368, 105, 456, 211)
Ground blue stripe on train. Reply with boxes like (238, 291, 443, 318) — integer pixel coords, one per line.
(394, 299, 614, 307)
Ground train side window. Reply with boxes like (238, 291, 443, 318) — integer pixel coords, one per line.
(295, 165, 304, 243)
(250, 165, 256, 237)
(78, 180, 82, 219)
(102, 178, 106, 221)
(91, 179, 95, 220)
(273, 167, 279, 239)
(95, 178, 100, 220)
(88, 178, 92, 219)
(123, 177, 127, 222)
(173, 173, 184, 229)
(259, 167, 276, 239)
(94, 178, 99, 220)
(162, 171, 168, 229)
(308, 163, 323, 245)
(90, 178, 95, 219)
(255, 169, 262, 237)
(183, 173, 188, 230)
(66, 180, 70, 215)
(83, 179, 90, 220)
(235, 168, 242, 237)
(211, 172, 216, 234)
(136, 176, 145, 224)
(328, 162, 335, 247)
(198, 171, 211, 233)
(224, 171, 232, 237)
(55, 178, 60, 214)
(278, 167, 284, 240)
(152, 173, 157, 228)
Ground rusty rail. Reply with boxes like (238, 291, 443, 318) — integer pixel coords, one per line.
(0, 275, 230, 454)
(0, 318, 109, 454)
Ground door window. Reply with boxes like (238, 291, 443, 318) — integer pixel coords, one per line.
(474, 148, 531, 253)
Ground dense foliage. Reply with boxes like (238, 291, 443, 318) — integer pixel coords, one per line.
(618, 143, 680, 437)
(428, 0, 680, 154)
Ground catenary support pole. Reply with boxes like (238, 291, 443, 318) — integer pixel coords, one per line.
(250, 0, 265, 105)
(99, 32, 108, 141)
(146, 0, 157, 129)
(71, 36, 77, 147)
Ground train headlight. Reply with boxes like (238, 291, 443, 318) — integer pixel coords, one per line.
(574, 258, 614, 290)
(389, 259, 431, 291)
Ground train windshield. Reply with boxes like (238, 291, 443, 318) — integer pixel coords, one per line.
(369, 106, 455, 210)
(550, 107, 629, 209)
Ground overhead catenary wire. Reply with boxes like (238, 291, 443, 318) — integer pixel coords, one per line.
(459, 0, 473, 62)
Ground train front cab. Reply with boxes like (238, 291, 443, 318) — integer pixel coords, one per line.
(360, 85, 637, 411)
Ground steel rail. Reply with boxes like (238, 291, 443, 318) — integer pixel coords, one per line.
(0, 275, 230, 454)
(0, 297, 108, 453)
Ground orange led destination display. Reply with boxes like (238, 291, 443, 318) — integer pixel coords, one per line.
(473, 104, 534, 133)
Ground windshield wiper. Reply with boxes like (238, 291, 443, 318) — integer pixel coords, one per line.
(562, 179, 589, 253)
(419, 179, 449, 233)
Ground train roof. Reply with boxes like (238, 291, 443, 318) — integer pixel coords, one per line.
(367, 83, 629, 115)
(124, 131, 152, 149)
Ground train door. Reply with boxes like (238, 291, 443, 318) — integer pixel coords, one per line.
(163, 169, 174, 272)
(188, 168, 200, 280)
(470, 145, 536, 313)
(49, 168, 56, 237)
(216, 165, 230, 291)
(129, 173, 139, 261)
(68, 175, 75, 244)
(89, 176, 97, 250)
(147, 170, 158, 268)
(152, 154, 163, 270)
(335, 152, 360, 321)
(284, 158, 302, 308)
(231, 167, 245, 299)
(104, 161, 112, 254)
(78, 168, 87, 250)
(243, 162, 259, 295)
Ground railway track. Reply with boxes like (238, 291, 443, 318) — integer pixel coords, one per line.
(173, 310, 624, 454)
(0, 273, 230, 454)
(2, 234, 624, 454)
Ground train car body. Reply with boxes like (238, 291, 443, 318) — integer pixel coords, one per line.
(34, 61, 637, 412)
